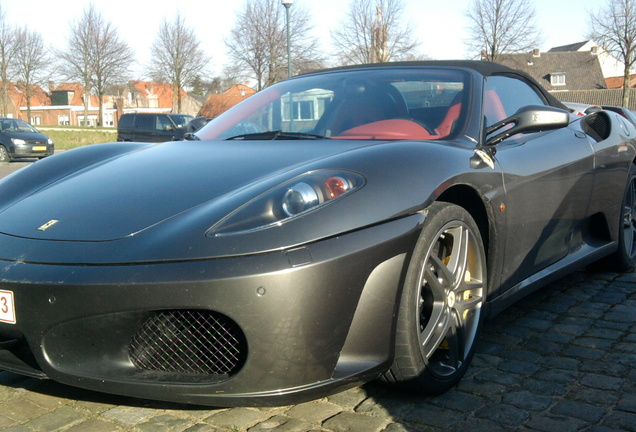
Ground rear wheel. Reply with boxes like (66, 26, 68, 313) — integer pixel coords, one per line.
(385, 202, 487, 394)
(610, 164, 636, 271)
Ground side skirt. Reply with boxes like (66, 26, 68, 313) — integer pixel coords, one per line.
(485, 242, 617, 318)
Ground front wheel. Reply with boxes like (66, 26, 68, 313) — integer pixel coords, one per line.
(0, 145, 11, 162)
(384, 202, 487, 394)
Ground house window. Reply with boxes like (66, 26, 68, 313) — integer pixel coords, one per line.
(30, 116, 41, 125)
(102, 113, 114, 127)
(282, 100, 315, 121)
(58, 115, 70, 126)
(78, 115, 97, 127)
(551, 73, 566, 86)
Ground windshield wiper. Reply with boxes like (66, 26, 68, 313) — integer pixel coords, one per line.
(226, 130, 329, 140)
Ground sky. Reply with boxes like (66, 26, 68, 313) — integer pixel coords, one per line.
(1, 0, 602, 79)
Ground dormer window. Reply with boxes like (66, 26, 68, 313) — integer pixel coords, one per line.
(551, 73, 566, 86)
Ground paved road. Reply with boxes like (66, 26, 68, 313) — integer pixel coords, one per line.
(0, 160, 633, 432)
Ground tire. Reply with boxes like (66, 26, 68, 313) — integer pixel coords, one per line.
(0, 145, 11, 162)
(608, 164, 636, 271)
(384, 202, 487, 394)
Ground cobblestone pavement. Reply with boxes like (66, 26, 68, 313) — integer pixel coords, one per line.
(0, 162, 634, 432)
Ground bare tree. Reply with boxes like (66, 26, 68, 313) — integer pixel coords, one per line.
(147, 12, 210, 113)
(58, 5, 98, 126)
(13, 27, 49, 122)
(59, 5, 134, 126)
(589, 0, 636, 107)
(91, 14, 134, 126)
(0, 6, 17, 116)
(465, 0, 542, 61)
(226, 0, 322, 90)
(330, 0, 420, 65)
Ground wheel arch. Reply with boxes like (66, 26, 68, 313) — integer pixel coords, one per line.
(436, 184, 491, 259)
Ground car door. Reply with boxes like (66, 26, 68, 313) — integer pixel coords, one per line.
(485, 75, 596, 294)
(133, 114, 156, 142)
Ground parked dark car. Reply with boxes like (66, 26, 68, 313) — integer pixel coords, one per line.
(117, 112, 193, 142)
(0, 61, 634, 407)
(186, 116, 211, 133)
(602, 105, 636, 126)
(0, 117, 54, 162)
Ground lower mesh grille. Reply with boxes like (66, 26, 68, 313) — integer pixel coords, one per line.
(129, 310, 247, 376)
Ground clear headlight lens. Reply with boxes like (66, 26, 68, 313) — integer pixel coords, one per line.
(282, 182, 320, 217)
(48, 138, 54, 145)
(209, 170, 365, 236)
(11, 138, 26, 145)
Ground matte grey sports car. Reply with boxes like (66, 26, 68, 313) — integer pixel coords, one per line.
(0, 61, 634, 407)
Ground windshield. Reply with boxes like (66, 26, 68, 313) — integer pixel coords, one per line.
(170, 115, 193, 128)
(0, 118, 38, 133)
(196, 68, 470, 141)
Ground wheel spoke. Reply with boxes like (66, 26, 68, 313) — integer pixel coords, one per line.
(455, 280, 484, 310)
(420, 267, 451, 359)
(428, 253, 454, 289)
(444, 315, 462, 370)
(443, 226, 469, 287)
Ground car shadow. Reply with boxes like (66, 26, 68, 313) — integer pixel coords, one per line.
(0, 269, 624, 432)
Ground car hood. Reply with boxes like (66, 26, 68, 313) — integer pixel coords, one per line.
(0, 139, 375, 242)
(2, 131, 49, 142)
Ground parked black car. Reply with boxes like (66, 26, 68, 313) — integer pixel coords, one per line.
(117, 112, 193, 142)
(0, 61, 634, 407)
(0, 117, 54, 162)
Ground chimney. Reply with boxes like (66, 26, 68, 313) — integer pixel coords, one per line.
(48, 81, 55, 93)
(532, 49, 540, 57)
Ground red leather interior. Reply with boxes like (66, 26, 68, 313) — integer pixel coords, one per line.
(334, 119, 437, 140)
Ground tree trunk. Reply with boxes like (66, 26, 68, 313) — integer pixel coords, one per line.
(25, 83, 32, 122)
(172, 82, 179, 113)
(623, 64, 630, 108)
(98, 93, 104, 127)
(84, 82, 90, 127)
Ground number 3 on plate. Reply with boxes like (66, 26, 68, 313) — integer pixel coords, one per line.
(0, 290, 16, 324)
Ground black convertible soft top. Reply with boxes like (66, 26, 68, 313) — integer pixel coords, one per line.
(300, 60, 568, 111)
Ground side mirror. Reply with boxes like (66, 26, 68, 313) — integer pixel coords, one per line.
(486, 105, 570, 146)
(183, 132, 200, 141)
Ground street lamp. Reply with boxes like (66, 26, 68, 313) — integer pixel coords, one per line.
(282, 0, 293, 78)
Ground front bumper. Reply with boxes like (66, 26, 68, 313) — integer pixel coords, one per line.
(9, 143, 54, 159)
(0, 214, 422, 406)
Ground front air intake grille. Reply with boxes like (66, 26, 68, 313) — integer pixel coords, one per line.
(129, 310, 247, 376)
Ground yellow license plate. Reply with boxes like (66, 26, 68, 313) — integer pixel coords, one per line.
(32, 146, 47, 151)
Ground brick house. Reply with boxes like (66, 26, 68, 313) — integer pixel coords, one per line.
(548, 41, 625, 79)
(8, 80, 201, 127)
(492, 46, 636, 109)
(0, 82, 50, 122)
(198, 83, 256, 119)
(122, 81, 201, 118)
(495, 49, 607, 93)
(24, 82, 114, 127)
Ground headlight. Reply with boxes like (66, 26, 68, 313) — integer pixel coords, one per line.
(209, 170, 365, 236)
(48, 138, 54, 145)
(11, 138, 26, 145)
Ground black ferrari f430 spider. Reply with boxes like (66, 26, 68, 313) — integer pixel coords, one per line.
(0, 61, 634, 406)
